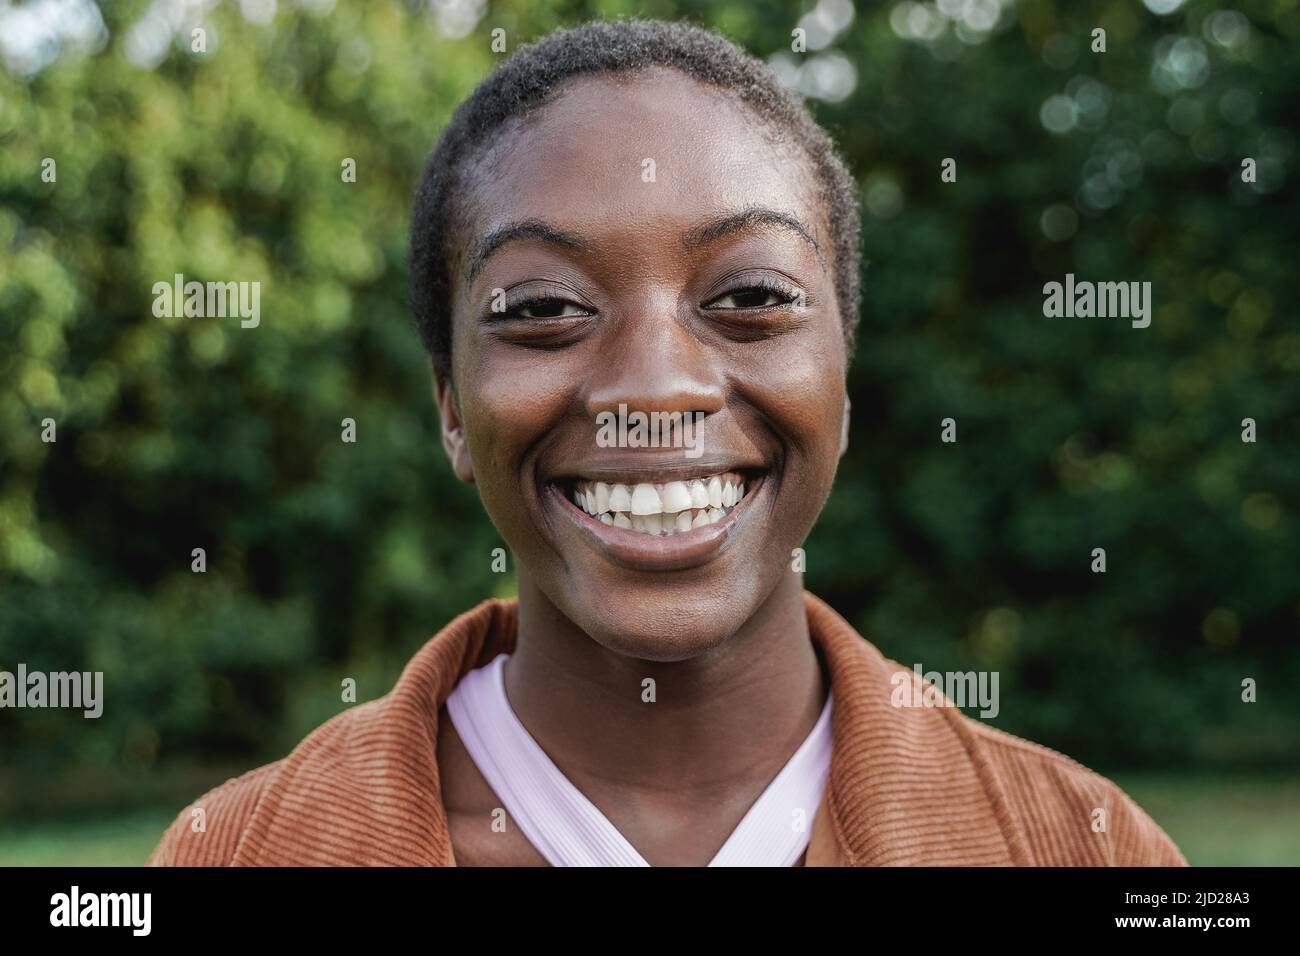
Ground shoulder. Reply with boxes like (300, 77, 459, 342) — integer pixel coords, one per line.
(147, 761, 283, 866)
(148, 691, 453, 866)
(148, 599, 513, 866)
(147, 695, 399, 866)
(950, 714, 1188, 866)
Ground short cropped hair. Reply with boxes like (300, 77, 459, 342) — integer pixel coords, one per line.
(409, 18, 861, 376)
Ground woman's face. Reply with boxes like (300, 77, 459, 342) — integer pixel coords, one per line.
(440, 68, 849, 661)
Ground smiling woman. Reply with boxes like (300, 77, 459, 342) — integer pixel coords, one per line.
(148, 18, 1186, 868)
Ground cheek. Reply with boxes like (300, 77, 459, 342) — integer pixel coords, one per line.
(452, 314, 573, 508)
(737, 326, 847, 481)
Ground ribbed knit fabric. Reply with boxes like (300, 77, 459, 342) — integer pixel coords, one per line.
(149, 593, 1188, 867)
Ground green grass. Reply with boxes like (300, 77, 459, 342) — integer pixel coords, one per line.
(1113, 772, 1300, 867)
(0, 809, 177, 867)
(0, 773, 1296, 866)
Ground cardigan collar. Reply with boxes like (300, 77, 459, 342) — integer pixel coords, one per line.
(233, 594, 1021, 866)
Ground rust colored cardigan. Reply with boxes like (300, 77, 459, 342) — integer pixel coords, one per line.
(149, 593, 1187, 866)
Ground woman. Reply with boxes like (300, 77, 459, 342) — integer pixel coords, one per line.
(150, 19, 1185, 867)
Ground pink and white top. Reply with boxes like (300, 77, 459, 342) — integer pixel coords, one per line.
(445, 653, 833, 867)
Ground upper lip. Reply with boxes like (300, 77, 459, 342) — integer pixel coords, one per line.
(545, 454, 768, 486)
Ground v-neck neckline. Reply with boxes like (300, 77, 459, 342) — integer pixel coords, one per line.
(445, 653, 833, 866)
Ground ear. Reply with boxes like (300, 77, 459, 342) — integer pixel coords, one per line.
(435, 368, 475, 484)
(838, 393, 851, 458)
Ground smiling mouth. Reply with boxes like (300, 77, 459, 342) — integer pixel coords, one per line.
(555, 471, 755, 536)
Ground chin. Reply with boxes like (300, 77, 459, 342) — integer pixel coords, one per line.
(558, 576, 775, 664)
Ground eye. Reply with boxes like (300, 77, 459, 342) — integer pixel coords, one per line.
(506, 297, 591, 320)
(704, 281, 802, 311)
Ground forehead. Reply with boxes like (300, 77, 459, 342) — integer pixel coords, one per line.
(457, 68, 824, 263)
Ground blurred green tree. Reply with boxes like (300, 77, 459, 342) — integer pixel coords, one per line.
(0, 0, 1296, 824)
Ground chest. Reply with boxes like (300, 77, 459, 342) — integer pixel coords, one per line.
(436, 705, 817, 867)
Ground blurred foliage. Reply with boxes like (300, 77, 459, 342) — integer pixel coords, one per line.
(1, 0, 1298, 822)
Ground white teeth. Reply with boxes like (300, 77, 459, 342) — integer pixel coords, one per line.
(630, 483, 661, 516)
(591, 502, 738, 535)
(609, 483, 632, 513)
(659, 481, 692, 514)
(568, 472, 755, 535)
(689, 480, 709, 509)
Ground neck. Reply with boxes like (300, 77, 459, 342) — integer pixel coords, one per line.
(505, 572, 827, 798)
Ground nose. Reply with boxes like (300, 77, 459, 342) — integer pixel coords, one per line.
(583, 298, 725, 423)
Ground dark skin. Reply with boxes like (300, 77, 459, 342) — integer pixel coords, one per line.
(432, 68, 850, 866)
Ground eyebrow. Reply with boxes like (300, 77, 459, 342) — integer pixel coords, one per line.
(463, 206, 823, 285)
(465, 219, 589, 285)
(682, 207, 822, 260)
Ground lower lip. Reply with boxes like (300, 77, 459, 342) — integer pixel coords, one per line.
(548, 477, 765, 572)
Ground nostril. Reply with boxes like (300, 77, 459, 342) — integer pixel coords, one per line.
(581, 366, 726, 422)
